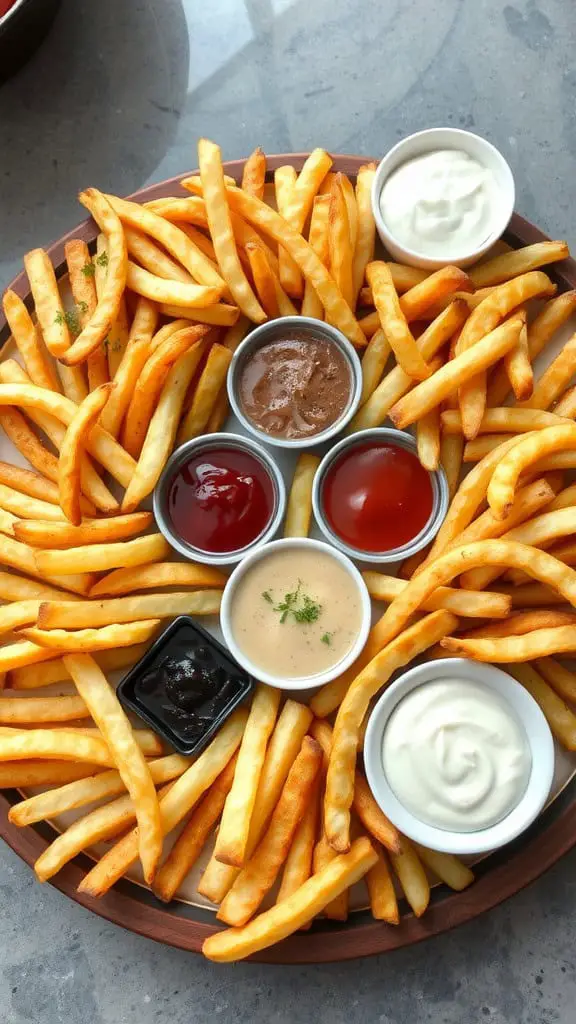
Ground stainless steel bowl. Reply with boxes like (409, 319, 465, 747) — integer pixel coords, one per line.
(312, 427, 449, 564)
(226, 315, 363, 450)
(153, 432, 286, 567)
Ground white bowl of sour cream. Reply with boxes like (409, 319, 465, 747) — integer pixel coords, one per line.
(364, 658, 554, 855)
(371, 128, 515, 269)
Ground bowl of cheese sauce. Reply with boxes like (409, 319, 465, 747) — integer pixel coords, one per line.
(220, 538, 371, 690)
(364, 658, 554, 855)
(372, 128, 515, 269)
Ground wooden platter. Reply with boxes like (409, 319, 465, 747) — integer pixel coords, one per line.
(1, 154, 576, 963)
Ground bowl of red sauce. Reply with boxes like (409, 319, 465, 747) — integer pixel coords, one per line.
(153, 433, 286, 566)
(312, 428, 449, 564)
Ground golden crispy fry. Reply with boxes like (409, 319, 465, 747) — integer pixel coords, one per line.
(15, 512, 152, 549)
(246, 241, 279, 317)
(203, 837, 377, 963)
(456, 271, 556, 439)
(460, 506, 576, 589)
(493, 581, 566, 608)
(302, 194, 330, 318)
(487, 424, 576, 519)
(414, 844, 474, 891)
(9, 753, 189, 828)
(555, 386, 576, 419)
(390, 318, 522, 430)
(535, 657, 576, 703)
(0, 482, 65, 521)
(276, 779, 320, 913)
(10, 643, 149, 690)
(122, 325, 208, 457)
(284, 454, 320, 538)
(352, 163, 376, 303)
(390, 838, 430, 917)
(0, 695, 89, 724)
(417, 403, 441, 471)
(442, 625, 576, 662)
(37, 590, 222, 629)
(0, 569, 81, 603)
(33, 533, 168, 575)
(89, 561, 225, 598)
(178, 344, 233, 444)
(99, 298, 158, 436)
(2, 289, 60, 391)
(469, 241, 569, 288)
(124, 225, 194, 284)
(0, 406, 59, 479)
(241, 146, 266, 199)
(152, 756, 237, 903)
(125, 260, 220, 307)
(65, 238, 109, 391)
(440, 421, 464, 502)
(457, 609, 576, 640)
(78, 708, 248, 897)
(158, 302, 240, 326)
(22, 619, 160, 652)
(507, 664, 576, 750)
(24, 248, 70, 357)
(0, 533, 94, 595)
(0, 761, 104, 788)
(0, 728, 113, 766)
(313, 830, 349, 921)
(214, 684, 281, 868)
(325, 611, 457, 852)
(348, 301, 468, 432)
(362, 571, 511, 618)
(463, 434, 518, 462)
(0, 507, 17, 537)
(121, 341, 208, 513)
(0, 599, 43, 634)
(328, 174, 354, 308)
(0, 461, 66, 507)
(400, 266, 473, 320)
(198, 699, 313, 903)
(366, 262, 431, 380)
(360, 329, 391, 406)
(366, 843, 399, 923)
(522, 331, 576, 411)
(275, 151, 333, 298)
(441, 408, 569, 434)
(504, 317, 533, 401)
(224, 186, 366, 347)
(198, 139, 265, 321)
(59, 383, 113, 525)
(63, 653, 162, 883)
(95, 238, 130, 377)
(217, 737, 322, 926)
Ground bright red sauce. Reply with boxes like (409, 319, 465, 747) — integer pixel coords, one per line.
(168, 448, 274, 553)
(0, 0, 17, 16)
(323, 443, 433, 552)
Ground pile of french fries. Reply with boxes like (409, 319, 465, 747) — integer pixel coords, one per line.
(2, 138, 576, 962)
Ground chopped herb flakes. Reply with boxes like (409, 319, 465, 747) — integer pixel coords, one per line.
(96, 250, 109, 268)
(261, 580, 322, 626)
(81, 261, 96, 278)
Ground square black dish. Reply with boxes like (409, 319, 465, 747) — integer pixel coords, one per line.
(117, 615, 254, 756)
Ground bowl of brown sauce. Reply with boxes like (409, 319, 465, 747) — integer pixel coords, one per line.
(227, 316, 363, 449)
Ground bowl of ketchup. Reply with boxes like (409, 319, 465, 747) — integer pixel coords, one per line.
(312, 427, 449, 564)
(154, 433, 286, 565)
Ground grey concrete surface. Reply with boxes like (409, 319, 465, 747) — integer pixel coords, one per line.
(1, 0, 575, 1020)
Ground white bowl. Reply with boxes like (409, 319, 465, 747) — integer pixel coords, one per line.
(371, 128, 515, 269)
(363, 658, 554, 855)
(220, 537, 372, 691)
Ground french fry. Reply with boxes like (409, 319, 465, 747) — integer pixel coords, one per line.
(33, 533, 168, 575)
(65, 238, 109, 390)
(198, 699, 313, 903)
(14, 512, 153, 549)
(123, 225, 194, 284)
(302, 194, 330, 319)
(0, 569, 82, 603)
(464, 435, 520, 462)
(125, 260, 219, 308)
(348, 301, 468, 432)
(284, 454, 320, 538)
(352, 163, 376, 303)
(0, 728, 114, 766)
(522, 332, 576, 412)
(202, 837, 377, 963)
(22, 619, 160, 652)
(78, 709, 248, 897)
(0, 461, 74, 508)
(274, 150, 333, 298)
(0, 533, 93, 595)
(0, 761, 104, 788)
(217, 737, 323, 925)
(535, 657, 576, 704)
(417, 403, 441, 471)
(122, 325, 209, 457)
(487, 424, 576, 519)
(366, 262, 431, 380)
(441, 408, 569, 434)
(0, 482, 65, 522)
(360, 329, 391, 406)
(9, 753, 189, 827)
(0, 404, 60, 485)
(89, 560, 225, 597)
(241, 147, 266, 199)
(94, 237, 130, 377)
(0, 694, 89, 724)
(328, 174, 354, 308)
(224, 186, 366, 347)
(469, 241, 569, 288)
(503, 316, 533, 401)
(325, 610, 457, 852)
(99, 297, 158, 437)
(366, 843, 399, 924)
(197, 139, 265, 321)
(414, 844, 474, 892)
(390, 838, 430, 917)
(457, 610, 576, 640)
(214, 684, 281, 868)
(59, 383, 113, 525)
(313, 830, 349, 921)
(401, 266, 473, 320)
(63, 653, 162, 883)
(246, 241, 279, 318)
(442, 625, 576, 662)
(158, 302, 240, 326)
(177, 344, 233, 444)
(2, 289, 60, 391)
(505, 664, 576, 750)
(10, 643, 149, 690)
(362, 572, 511, 618)
(0, 507, 17, 537)
(390, 318, 523, 430)
(276, 779, 320, 912)
(496, 291, 576, 409)
(121, 341, 209, 512)
(0, 599, 43, 634)
(555, 386, 576, 419)
(36, 590, 222, 629)
(493, 581, 566, 608)
(23, 248, 70, 358)
(106, 193, 225, 292)
(152, 755, 238, 902)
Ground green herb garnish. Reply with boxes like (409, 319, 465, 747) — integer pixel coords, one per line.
(321, 632, 332, 646)
(96, 250, 109, 268)
(55, 308, 81, 336)
(262, 590, 273, 604)
(81, 261, 96, 278)
(263, 580, 322, 626)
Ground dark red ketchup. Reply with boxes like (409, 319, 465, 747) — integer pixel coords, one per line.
(323, 442, 434, 552)
(167, 447, 274, 554)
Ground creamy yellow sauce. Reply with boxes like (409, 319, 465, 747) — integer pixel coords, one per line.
(230, 547, 364, 679)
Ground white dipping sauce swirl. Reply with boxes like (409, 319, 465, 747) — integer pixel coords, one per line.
(382, 678, 531, 832)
